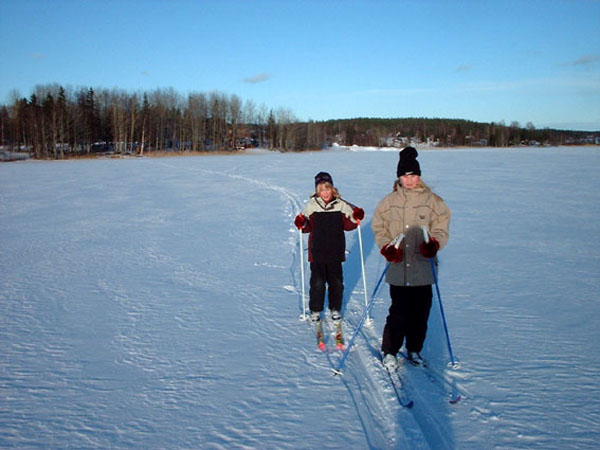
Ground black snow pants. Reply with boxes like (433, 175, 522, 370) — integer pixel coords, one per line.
(309, 261, 343, 313)
(381, 284, 433, 355)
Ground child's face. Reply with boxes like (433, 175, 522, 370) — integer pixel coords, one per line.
(317, 183, 333, 203)
(401, 174, 420, 190)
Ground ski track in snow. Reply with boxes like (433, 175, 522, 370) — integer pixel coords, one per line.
(154, 157, 492, 448)
(152, 158, 418, 447)
(1, 148, 599, 449)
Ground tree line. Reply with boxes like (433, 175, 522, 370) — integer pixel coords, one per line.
(319, 117, 598, 148)
(0, 84, 306, 158)
(0, 84, 597, 159)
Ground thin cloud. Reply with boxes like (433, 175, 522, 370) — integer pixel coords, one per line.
(559, 55, 600, 67)
(455, 65, 473, 72)
(243, 73, 270, 84)
(458, 76, 599, 94)
(32, 53, 45, 60)
(347, 75, 598, 99)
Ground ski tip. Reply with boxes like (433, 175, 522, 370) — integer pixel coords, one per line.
(449, 395, 462, 404)
(318, 342, 326, 351)
(404, 400, 414, 409)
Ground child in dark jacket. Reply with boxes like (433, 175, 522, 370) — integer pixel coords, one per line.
(294, 172, 364, 322)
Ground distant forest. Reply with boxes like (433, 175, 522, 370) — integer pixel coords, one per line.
(1, 84, 598, 159)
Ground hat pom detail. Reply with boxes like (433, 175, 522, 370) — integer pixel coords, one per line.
(400, 146, 418, 161)
(396, 146, 421, 177)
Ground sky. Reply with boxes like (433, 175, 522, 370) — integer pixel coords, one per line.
(1, 0, 599, 131)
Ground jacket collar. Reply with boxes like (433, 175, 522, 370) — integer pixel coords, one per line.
(312, 194, 339, 210)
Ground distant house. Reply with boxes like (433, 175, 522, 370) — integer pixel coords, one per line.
(1, 150, 30, 161)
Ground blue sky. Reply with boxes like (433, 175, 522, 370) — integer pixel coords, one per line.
(1, 0, 599, 130)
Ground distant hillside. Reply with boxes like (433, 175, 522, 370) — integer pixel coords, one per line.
(312, 117, 599, 148)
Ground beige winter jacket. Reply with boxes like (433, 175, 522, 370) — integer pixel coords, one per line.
(372, 181, 450, 286)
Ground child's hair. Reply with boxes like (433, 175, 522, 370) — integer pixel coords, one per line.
(316, 182, 340, 198)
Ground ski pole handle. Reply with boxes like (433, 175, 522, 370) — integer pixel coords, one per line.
(391, 233, 405, 248)
(421, 225, 430, 244)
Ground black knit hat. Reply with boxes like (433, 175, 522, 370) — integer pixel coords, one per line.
(314, 171, 333, 187)
(396, 146, 421, 177)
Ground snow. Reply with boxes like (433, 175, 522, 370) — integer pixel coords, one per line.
(1, 146, 599, 449)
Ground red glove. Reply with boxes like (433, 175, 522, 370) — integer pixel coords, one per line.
(294, 214, 307, 229)
(352, 207, 365, 221)
(381, 243, 403, 263)
(419, 237, 440, 258)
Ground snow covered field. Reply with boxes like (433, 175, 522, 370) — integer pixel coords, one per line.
(1, 146, 599, 449)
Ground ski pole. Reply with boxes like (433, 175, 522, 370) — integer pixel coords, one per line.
(421, 226, 456, 367)
(298, 227, 308, 321)
(338, 199, 370, 317)
(334, 233, 404, 375)
(356, 220, 370, 319)
(429, 258, 456, 367)
(334, 261, 390, 375)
